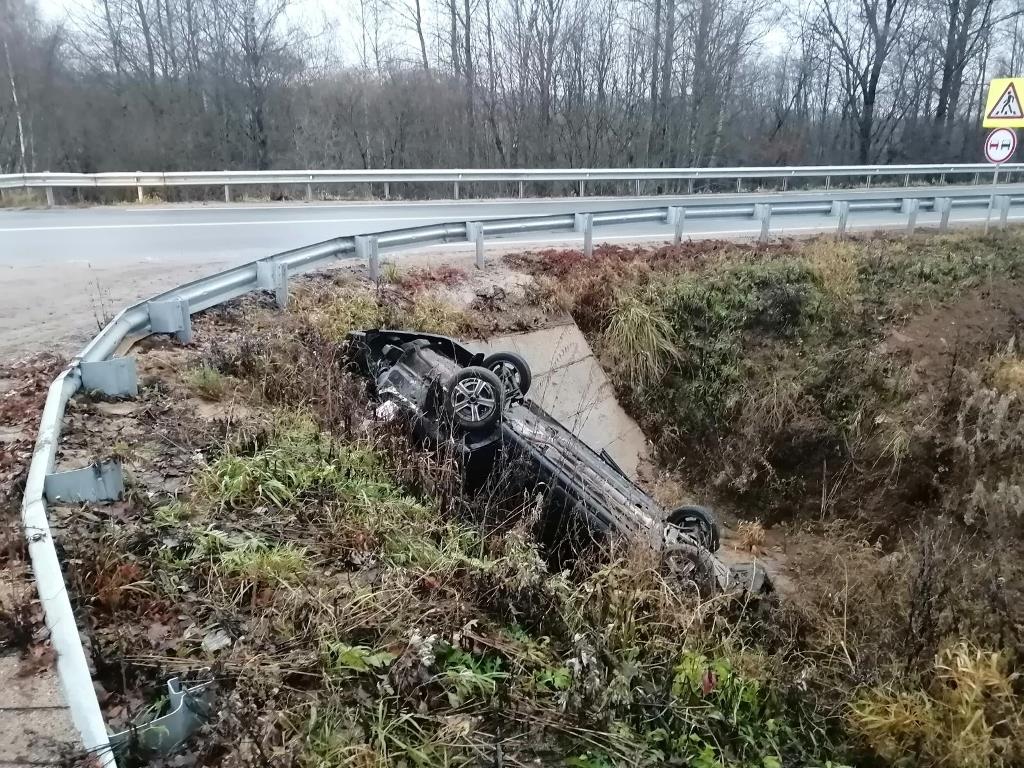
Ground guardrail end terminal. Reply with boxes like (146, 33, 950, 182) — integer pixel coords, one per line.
(80, 358, 138, 397)
(148, 298, 192, 344)
(44, 461, 124, 504)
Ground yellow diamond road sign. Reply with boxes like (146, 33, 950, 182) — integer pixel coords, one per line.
(984, 78, 1024, 127)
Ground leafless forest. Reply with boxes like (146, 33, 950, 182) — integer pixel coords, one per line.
(2, 0, 1024, 174)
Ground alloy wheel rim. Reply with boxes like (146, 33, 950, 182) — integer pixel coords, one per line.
(490, 361, 521, 393)
(452, 377, 498, 422)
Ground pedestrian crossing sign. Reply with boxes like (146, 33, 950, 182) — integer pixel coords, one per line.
(984, 78, 1024, 127)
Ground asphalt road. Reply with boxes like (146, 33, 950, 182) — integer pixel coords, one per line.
(2, 186, 1022, 265)
(1, 189, 1022, 361)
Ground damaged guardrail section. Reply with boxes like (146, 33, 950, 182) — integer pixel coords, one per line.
(18, 184, 1024, 766)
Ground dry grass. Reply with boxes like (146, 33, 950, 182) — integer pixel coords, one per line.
(736, 520, 766, 553)
(600, 293, 679, 390)
(184, 365, 231, 400)
(851, 642, 1023, 768)
(0, 189, 45, 208)
(292, 280, 471, 340)
(805, 239, 860, 304)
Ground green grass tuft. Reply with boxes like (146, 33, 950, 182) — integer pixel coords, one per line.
(185, 365, 231, 401)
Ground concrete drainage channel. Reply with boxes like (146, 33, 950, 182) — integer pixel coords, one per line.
(17, 188, 1024, 765)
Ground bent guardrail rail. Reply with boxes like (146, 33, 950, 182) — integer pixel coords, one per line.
(20, 183, 1024, 767)
(2, 162, 1024, 204)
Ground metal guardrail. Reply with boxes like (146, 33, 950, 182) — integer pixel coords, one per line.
(19, 183, 1024, 767)
(2, 163, 1023, 204)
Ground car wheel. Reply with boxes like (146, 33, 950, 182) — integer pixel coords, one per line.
(666, 505, 720, 553)
(445, 366, 504, 431)
(663, 541, 719, 598)
(482, 351, 532, 398)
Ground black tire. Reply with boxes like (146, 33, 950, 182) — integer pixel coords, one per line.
(482, 351, 532, 398)
(666, 505, 720, 553)
(444, 366, 504, 431)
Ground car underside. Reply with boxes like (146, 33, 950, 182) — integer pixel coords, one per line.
(347, 328, 771, 597)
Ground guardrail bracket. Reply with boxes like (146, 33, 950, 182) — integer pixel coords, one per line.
(148, 298, 192, 343)
(257, 261, 289, 308)
(355, 235, 380, 281)
(903, 198, 920, 235)
(668, 206, 686, 244)
(44, 461, 124, 504)
(574, 213, 594, 257)
(754, 203, 771, 243)
(80, 358, 138, 397)
(935, 197, 952, 231)
(996, 195, 1012, 229)
(466, 222, 485, 269)
(109, 678, 214, 757)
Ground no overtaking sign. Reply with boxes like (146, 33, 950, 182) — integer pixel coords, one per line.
(985, 127, 1017, 164)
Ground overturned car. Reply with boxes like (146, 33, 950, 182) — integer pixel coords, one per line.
(348, 329, 770, 596)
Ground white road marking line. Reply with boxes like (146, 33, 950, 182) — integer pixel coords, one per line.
(0, 215, 488, 233)
(2, 209, 1020, 238)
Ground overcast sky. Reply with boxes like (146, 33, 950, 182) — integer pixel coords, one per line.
(34, 0, 790, 64)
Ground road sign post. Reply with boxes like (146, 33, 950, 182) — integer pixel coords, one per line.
(983, 127, 1017, 233)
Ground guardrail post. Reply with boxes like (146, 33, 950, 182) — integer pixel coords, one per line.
(306, 182, 313, 202)
(579, 179, 585, 197)
(80, 358, 138, 397)
(974, 173, 980, 185)
(904, 174, 910, 187)
(736, 177, 743, 193)
(635, 179, 641, 196)
(934, 197, 952, 231)
(996, 195, 1011, 229)
(782, 177, 789, 192)
(825, 176, 830, 190)
(518, 181, 525, 198)
(754, 203, 771, 242)
(355, 235, 380, 281)
(687, 178, 694, 194)
(466, 222, 485, 269)
(148, 297, 192, 343)
(902, 198, 919, 235)
(574, 213, 593, 257)
(384, 182, 390, 200)
(224, 184, 231, 202)
(831, 200, 850, 236)
(668, 207, 686, 245)
(453, 181, 459, 200)
(940, 173, 946, 185)
(137, 184, 144, 202)
(257, 260, 289, 308)
(45, 186, 55, 206)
